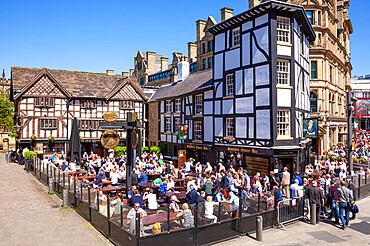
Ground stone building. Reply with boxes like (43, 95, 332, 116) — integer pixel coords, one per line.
(250, 0, 353, 154)
(350, 75, 370, 130)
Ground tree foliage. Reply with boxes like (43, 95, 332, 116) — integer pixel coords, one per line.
(114, 146, 127, 156)
(0, 91, 14, 132)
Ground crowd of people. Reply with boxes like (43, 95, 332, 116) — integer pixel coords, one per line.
(19, 139, 367, 234)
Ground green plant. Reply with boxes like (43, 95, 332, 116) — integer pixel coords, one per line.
(142, 146, 150, 153)
(48, 135, 55, 142)
(114, 146, 126, 156)
(31, 134, 37, 142)
(24, 150, 37, 160)
(8, 131, 16, 138)
(150, 146, 161, 155)
(0, 91, 14, 132)
(49, 191, 55, 195)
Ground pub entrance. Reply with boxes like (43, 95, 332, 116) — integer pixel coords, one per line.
(273, 154, 298, 181)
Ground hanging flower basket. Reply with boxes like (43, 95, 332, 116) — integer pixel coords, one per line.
(48, 135, 55, 143)
(31, 134, 37, 143)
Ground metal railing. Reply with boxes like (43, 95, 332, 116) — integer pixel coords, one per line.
(277, 197, 305, 231)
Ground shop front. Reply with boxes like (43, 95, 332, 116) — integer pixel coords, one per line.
(185, 143, 215, 165)
(215, 145, 274, 176)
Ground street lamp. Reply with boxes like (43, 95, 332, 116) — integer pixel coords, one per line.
(347, 93, 358, 176)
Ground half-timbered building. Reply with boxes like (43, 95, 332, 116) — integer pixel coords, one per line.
(11, 67, 146, 156)
(149, 1, 316, 176)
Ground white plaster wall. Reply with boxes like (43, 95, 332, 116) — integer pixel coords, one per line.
(256, 109, 270, 139)
(252, 26, 269, 64)
(248, 117, 254, 138)
(28, 120, 33, 138)
(215, 82, 223, 98)
(215, 100, 221, 115)
(242, 33, 251, 66)
(277, 45, 291, 56)
(204, 101, 213, 115)
(222, 99, 233, 114)
(244, 68, 253, 94)
(161, 134, 166, 141)
(225, 48, 240, 71)
(256, 88, 270, 106)
(242, 21, 252, 32)
(236, 97, 253, 114)
(215, 33, 225, 53)
(204, 90, 213, 99)
(215, 118, 223, 137)
(277, 89, 291, 107)
(160, 102, 164, 113)
(160, 115, 164, 132)
(236, 117, 247, 138)
(204, 116, 213, 142)
(255, 65, 270, 86)
(255, 14, 268, 26)
(235, 70, 243, 95)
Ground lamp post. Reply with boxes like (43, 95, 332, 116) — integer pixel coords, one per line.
(346, 87, 357, 176)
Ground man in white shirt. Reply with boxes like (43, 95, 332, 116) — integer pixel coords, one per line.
(290, 179, 301, 198)
(110, 168, 120, 185)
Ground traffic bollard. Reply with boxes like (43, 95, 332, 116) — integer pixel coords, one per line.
(310, 203, 316, 225)
(63, 188, 68, 207)
(5, 152, 9, 163)
(256, 215, 263, 241)
(49, 178, 54, 194)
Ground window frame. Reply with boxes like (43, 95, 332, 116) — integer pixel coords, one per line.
(311, 61, 318, 79)
(207, 40, 212, 52)
(225, 118, 235, 138)
(175, 99, 181, 113)
(202, 59, 207, 70)
(194, 95, 203, 115)
(120, 100, 134, 110)
(174, 118, 181, 134)
(277, 110, 290, 137)
(194, 121, 202, 141)
(277, 16, 290, 44)
(40, 118, 57, 130)
(306, 10, 314, 25)
(231, 27, 240, 47)
(225, 74, 235, 96)
(165, 100, 172, 113)
(310, 92, 318, 113)
(165, 118, 171, 133)
(34, 97, 54, 108)
(277, 60, 290, 85)
(208, 57, 212, 69)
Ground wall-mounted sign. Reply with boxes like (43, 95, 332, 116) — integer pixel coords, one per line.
(131, 129, 138, 149)
(355, 99, 370, 118)
(35, 143, 44, 154)
(101, 130, 120, 149)
(178, 124, 188, 140)
(103, 112, 117, 122)
(186, 144, 211, 151)
(303, 118, 318, 138)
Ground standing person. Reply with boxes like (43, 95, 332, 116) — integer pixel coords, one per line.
(346, 178, 357, 220)
(281, 167, 290, 198)
(327, 180, 340, 224)
(204, 196, 218, 223)
(227, 191, 239, 218)
(305, 182, 324, 224)
(269, 171, 279, 191)
(290, 179, 301, 199)
(335, 181, 353, 229)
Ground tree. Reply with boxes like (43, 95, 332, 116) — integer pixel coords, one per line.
(0, 91, 14, 132)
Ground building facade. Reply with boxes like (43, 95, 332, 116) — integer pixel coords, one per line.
(11, 67, 146, 156)
(150, 1, 316, 176)
(250, 0, 353, 154)
(350, 76, 370, 130)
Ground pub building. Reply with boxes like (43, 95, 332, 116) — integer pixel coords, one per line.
(149, 1, 315, 176)
(11, 67, 146, 156)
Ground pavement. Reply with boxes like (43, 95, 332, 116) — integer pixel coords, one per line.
(217, 194, 370, 246)
(0, 153, 112, 246)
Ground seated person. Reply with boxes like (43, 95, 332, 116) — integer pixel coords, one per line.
(250, 184, 261, 195)
(215, 188, 226, 202)
(127, 189, 143, 208)
(127, 185, 137, 199)
(177, 203, 194, 228)
(93, 171, 106, 188)
(139, 169, 148, 184)
(227, 191, 239, 218)
(127, 202, 147, 236)
(144, 188, 158, 210)
(204, 196, 218, 223)
(187, 185, 198, 206)
(168, 195, 181, 214)
(61, 162, 69, 172)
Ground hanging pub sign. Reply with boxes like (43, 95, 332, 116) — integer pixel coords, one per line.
(178, 124, 188, 140)
(103, 112, 117, 122)
(303, 118, 318, 138)
(131, 129, 138, 149)
(101, 130, 120, 149)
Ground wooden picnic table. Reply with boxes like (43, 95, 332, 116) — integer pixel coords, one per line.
(173, 178, 185, 186)
(146, 172, 162, 181)
(122, 211, 178, 226)
(77, 175, 95, 180)
(165, 191, 187, 200)
(64, 170, 88, 175)
(101, 185, 126, 192)
(138, 182, 158, 189)
(89, 180, 112, 186)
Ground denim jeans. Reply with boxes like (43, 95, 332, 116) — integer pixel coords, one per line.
(329, 200, 339, 223)
(339, 202, 349, 226)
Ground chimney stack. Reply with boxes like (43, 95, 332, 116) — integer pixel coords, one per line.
(106, 70, 114, 75)
(249, 0, 260, 9)
(129, 69, 135, 77)
(188, 42, 197, 63)
(196, 19, 207, 41)
(221, 7, 234, 22)
(160, 57, 169, 71)
(122, 72, 129, 77)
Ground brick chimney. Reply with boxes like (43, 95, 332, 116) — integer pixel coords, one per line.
(129, 69, 134, 76)
(122, 72, 129, 77)
(106, 70, 114, 75)
(249, 0, 260, 9)
(188, 42, 197, 63)
(160, 57, 169, 71)
(196, 19, 207, 41)
(221, 7, 234, 22)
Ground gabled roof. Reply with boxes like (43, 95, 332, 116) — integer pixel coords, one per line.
(107, 77, 147, 101)
(208, 0, 316, 42)
(12, 67, 145, 100)
(204, 16, 218, 32)
(149, 69, 213, 102)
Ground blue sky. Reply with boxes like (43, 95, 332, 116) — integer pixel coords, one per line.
(0, 0, 368, 77)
